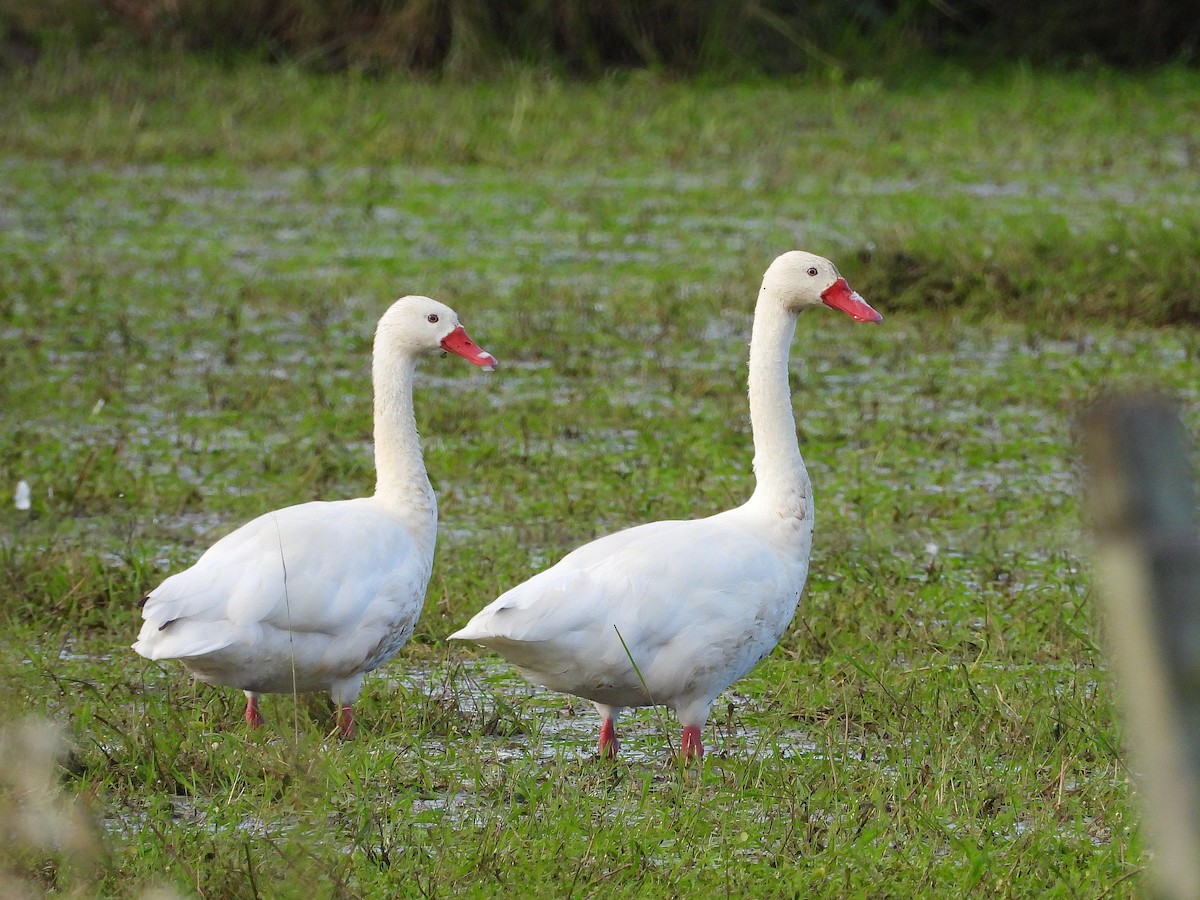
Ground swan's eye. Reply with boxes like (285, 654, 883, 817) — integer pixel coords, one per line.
(806, 267, 818, 277)
(427, 314, 439, 323)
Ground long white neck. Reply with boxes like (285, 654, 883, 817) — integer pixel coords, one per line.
(371, 341, 437, 525)
(745, 294, 811, 520)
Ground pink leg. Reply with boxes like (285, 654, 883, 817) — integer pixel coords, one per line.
(680, 725, 704, 760)
(244, 693, 265, 728)
(336, 704, 355, 740)
(598, 717, 619, 758)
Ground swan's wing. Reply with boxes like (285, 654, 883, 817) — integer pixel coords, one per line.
(450, 515, 803, 697)
(134, 499, 427, 662)
(450, 520, 683, 643)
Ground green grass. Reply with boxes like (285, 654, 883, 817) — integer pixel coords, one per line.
(2, 51, 1199, 896)
(4, 56, 1199, 325)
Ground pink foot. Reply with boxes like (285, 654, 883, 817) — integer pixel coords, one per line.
(598, 718, 619, 758)
(244, 695, 265, 728)
(336, 704, 355, 740)
(680, 725, 704, 760)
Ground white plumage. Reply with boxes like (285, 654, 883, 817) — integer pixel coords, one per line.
(135, 296, 496, 737)
(451, 251, 881, 759)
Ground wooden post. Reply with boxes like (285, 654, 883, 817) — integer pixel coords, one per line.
(1082, 393, 1200, 899)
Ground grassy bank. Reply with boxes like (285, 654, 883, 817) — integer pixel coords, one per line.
(5, 55, 1199, 325)
(1, 54, 1198, 895)
(6, 0, 1198, 73)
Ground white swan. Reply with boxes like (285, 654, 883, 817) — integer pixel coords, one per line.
(450, 251, 880, 759)
(134, 296, 496, 738)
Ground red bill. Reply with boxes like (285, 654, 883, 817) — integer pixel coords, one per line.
(441, 326, 498, 368)
(821, 278, 882, 323)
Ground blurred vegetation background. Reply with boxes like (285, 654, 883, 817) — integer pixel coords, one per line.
(2, 0, 1196, 77)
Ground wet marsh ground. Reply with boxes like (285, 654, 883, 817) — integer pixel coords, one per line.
(2, 55, 1200, 896)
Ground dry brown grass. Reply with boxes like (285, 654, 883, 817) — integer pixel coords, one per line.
(0, 719, 101, 897)
(3, 0, 1195, 75)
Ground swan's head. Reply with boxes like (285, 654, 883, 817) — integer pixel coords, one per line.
(761, 251, 882, 323)
(377, 296, 498, 369)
